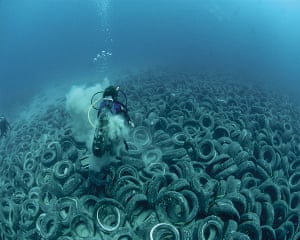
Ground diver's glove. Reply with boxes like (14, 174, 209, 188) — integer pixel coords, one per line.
(129, 120, 135, 128)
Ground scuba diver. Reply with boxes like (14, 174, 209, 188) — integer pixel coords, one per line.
(0, 116, 10, 138)
(88, 85, 134, 187)
(92, 85, 134, 157)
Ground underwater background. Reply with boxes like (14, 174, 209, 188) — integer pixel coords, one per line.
(1, 0, 300, 114)
(1, 0, 300, 240)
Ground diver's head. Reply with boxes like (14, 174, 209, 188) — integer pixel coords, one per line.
(103, 86, 120, 100)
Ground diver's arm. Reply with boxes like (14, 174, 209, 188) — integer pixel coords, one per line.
(97, 100, 106, 117)
(115, 100, 134, 127)
(122, 109, 134, 127)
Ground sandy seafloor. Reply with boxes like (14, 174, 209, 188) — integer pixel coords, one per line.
(1, 71, 300, 240)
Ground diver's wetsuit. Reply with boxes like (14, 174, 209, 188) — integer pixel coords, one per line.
(89, 86, 132, 187)
(97, 99, 130, 122)
(92, 98, 130, 157)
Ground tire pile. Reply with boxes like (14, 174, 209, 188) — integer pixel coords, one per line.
(1, 72, 300, 240)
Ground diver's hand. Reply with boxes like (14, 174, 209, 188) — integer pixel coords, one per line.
(129, 120, 135, 128)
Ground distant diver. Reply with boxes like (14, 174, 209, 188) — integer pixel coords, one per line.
(0, 116, 10, 138)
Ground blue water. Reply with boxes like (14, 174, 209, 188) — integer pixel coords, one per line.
(1, 0, 300, 116)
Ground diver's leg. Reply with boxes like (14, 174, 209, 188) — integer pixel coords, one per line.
(92, 125, 105, 157)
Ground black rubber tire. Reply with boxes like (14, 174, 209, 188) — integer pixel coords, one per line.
(62, 173, 84, 196)
(194, 216, 224, 240)
(56, 197, 78, 227)
(275, 221, 294, 240)
(79, 195, 98, 217)
(146, 174, 166, 207)
(36, 212, 61, 240)
(237, 221, 261, 240)
(93, 198, 125, 234)
(150, 223, 180, 240)
(53, 160, 74, 182)
(70, 213, 95, 239)
(111, 227, 139, 240)
(156, 190, 190, 224)
(261, 225, 276, 240)
(209, 199, 240, 222)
